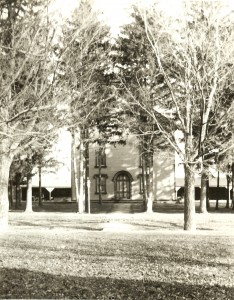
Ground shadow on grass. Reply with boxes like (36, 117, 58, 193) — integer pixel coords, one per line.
(1, 267, 233, 300)
(9, 220, 104, 231)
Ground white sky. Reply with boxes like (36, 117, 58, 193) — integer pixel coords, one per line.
(49, 0, 149, 35)
(50, 0, 234, 22)
(93, 0, 135, 35)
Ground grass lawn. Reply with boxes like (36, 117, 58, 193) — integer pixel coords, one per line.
(0, 208, 234, 299)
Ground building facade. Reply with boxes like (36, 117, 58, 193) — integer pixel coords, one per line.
(27, 130, 230, 202)
(87, 135, 175, 202)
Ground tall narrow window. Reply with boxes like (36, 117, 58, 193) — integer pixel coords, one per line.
(95, 148, 106, 167)
(94, 174, 108, 194)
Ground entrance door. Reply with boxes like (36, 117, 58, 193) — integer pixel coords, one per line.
(115, 173, 131, 200)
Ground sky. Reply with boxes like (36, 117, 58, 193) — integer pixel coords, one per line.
(48, 0, 200, 36)
(50, 0, 135, 35)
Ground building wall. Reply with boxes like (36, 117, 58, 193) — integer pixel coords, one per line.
(89, 135, 141, 201)
(89, 135, 175, 201)
(154, 151, 175, 200)
(30, 130, 175, 202)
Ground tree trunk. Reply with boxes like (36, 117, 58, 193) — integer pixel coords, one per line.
(141, 152, 147, 211)
(200, 170, 207, 213)
(232, 162, 234, 210)
(25, 175, 33, 213)
(146, 151, 153, 213)
(72, 131, 79, 205)
(206, 178, 210, 210)
(98, 147, 102, 205)
(38, 166, 43, 206)
(184, 164, 196, 231)
(226, 175, 230, 209)
(0, 155, 12, 230)
(8, 179, 13, 209)
(85, 139, 90, 212)
(215, 169, 220, 210)
(78, 136, 84, 213)
(71, 132, 77, 201)
(15, 173, 21, 209)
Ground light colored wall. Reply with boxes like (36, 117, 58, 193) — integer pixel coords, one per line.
(89, 135, 142, 200)
(154, 151, 175, 200)
(89, 135, 175, 201)
(31, 130, 176, 201)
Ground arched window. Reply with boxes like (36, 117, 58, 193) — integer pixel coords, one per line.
(113, 171, 133, 200)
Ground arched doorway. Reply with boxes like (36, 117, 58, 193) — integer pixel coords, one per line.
(113, 171, 133, 200)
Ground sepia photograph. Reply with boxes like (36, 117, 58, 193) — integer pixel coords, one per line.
(0, 0, 233, 299)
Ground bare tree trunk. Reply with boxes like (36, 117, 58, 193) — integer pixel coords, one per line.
(19, 186, 22, 207)
(232, 162, 234, 210)
(71, 132, 77, 201)
(8, 179, 13, 209)
(141, 152, 147, 211)
(226, 174, 230, 209)
(206, 177, 210, 210)
(184, 164, 196, 231)
(85, 138, 89, 212)
(98, 147, 102, 205)
(0, 155, 12, 230)
(78, 135, 84, 213)
(200, 170, 207, 213)
(25, 175, 33, 213)
(15, 173, 21, 209)
(38, 166, 43, 207)
(72, 131, 79, 206)
(146, 151, 153, 213)
(215, 169, 220, 210)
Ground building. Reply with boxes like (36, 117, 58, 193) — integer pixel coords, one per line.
(25, 130, 230, 202)
(86, 135, 175, 202)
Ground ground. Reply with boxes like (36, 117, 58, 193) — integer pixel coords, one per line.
(0, 202, 234, 299)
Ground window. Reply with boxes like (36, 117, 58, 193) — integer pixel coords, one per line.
(94, 174, 108, 194)
(113, 171, 133, 200)
(95, 148, 106, 167)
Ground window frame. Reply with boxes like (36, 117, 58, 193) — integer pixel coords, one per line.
(94, 174, 108, 194)
(95, 149, 107, 168)
(112, 171, 133, 200)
